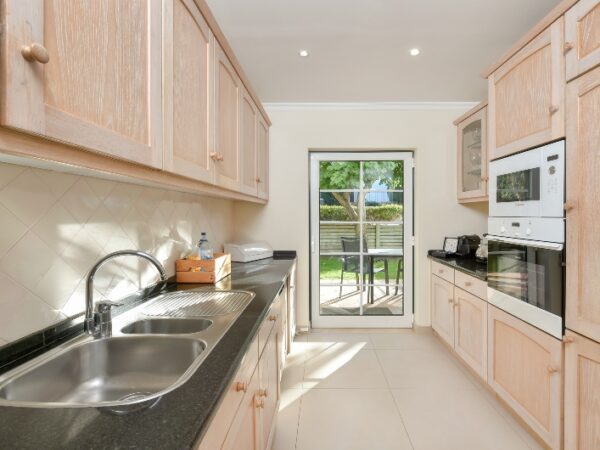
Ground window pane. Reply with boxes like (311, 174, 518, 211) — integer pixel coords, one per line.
(320, 161, 360, 190)
(319, 285, 361, 316)
(363, 285, 404, 315)
(363, 223, 403, 250)
(320, 255, 367, 284)
(364, 191, 403, 223)
(363, 161, 404, 190)
(319, 223, 364, 253)
(319, 191, 361, 222)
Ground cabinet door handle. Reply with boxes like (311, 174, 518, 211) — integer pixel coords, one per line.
(258, 389, 268, 398)
(547, 365, 560, 374)
(480, 176, 489, 182)
(438, 269, 444, 274)
(564, 202, 575, 212)
(21, 43, 50, 64)
(210, 152, 219, 161)
(563, 42, 574, 53)
(268, 315, 277, 322)
(448, 299, 454, 304)
(218, 154, 224, 162)
(464, 281, 472, 287)
(563, 336, 575, 344)
(235, 381, 248, 393)
(256, 177, 261, 183)
(255, 398, 265, 409)
(549, 105, 559, 115)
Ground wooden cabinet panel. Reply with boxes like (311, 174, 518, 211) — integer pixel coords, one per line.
(259, 327, 280, 450)
(222, 367, 261, 450)
(488, 18, 565, 160)
(454, 287, 487, 380)
(456, 105, 488, 202)
(566, 65, 600, 343)
(488, 305, 562, 449)
(240, 87, 258, 196)
(214, 42, 241, 191)
(257, 116, 269, 200)
(565, 0, 600, 81)
(431, 261, 454, 284)
(454, 271, 487, 300)
(163, 0, 213, 183)
(564, 330, 600, 450)
(431, 275, 455, 348)
(1, 0, 162, 168)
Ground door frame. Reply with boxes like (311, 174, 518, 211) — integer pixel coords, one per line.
(309, 151, 414, 328)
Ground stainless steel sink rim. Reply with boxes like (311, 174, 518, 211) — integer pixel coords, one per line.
(0, 289, 255, 409)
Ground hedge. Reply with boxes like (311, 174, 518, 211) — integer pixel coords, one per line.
(320, 204, 403, 221)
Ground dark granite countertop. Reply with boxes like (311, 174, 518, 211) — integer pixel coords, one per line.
(428, 254, 487, 281)
(0, 256, 296, 450)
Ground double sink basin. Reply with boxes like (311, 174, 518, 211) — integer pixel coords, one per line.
(0, 289, 255, 409)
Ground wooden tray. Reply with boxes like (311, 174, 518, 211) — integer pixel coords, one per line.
(176, 252, 232, 284)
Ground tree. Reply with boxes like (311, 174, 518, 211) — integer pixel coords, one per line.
(319, 161, 404, 236)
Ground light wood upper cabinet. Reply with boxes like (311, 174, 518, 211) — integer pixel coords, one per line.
(488, 305, 563, 449)
(214, 42, 241, 191)
(257, 116, 269, 200)
(488, 18, 565, 160)
(564, 330, 600, 450)
(431, 274, 455, 348)
(456, 105, 488, 202)
(1, 0, 163, 168)
(565, 64, 600, 344)
(454, 287, 487, 381)
(240, 87, 259, 196)
(565, 0, 600, 82)
(163, 0, 213, 183)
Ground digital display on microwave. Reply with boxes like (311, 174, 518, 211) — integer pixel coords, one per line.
(496, 167, 540, 203)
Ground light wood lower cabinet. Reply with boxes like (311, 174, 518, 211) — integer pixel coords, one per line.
(564, 330, 600, 450)
(488, 17, 565, 159)
(565, 64, 600, 344)
(565, 0, 600, 82)
(454, 288, 487, 380)
(431, 274, 455, 348)
(488, 305, 563, 449)
(259, 326, 279, 450)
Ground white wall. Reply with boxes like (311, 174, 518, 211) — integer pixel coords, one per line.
(234, 106, 488, 327)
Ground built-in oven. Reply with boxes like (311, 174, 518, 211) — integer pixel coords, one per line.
(489, 140, 565, 218)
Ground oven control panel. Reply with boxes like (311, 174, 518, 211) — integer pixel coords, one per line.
(488, 217, 565, 243)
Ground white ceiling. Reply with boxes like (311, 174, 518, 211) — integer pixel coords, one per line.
(205, 0, 562, 103)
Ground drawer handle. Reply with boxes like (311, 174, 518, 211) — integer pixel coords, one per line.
(564, 202, 575, 212)
(448, 299, 454, 304)
(235, 381, 248, 393)
(268, 315, 277, 322)
(255, 398, 265, 409)
(258, 388, 268, 398)
(547, 365, 560, 374)
(563, 42, 574, 53)
(464, 281, 472, 287)
(210, 152, 219, 161)
(438, 269, 444, 274)
(563, 336, 575, 344)
(256, 177, 262, 183)
(21, 43, 50, 64)
(218, 154, 224, 162)
(549, 105, 559, 115)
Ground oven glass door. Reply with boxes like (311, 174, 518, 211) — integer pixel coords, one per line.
(487, 238, 563, 317)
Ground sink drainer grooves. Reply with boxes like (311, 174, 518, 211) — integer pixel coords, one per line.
(142, 291, 253, 317)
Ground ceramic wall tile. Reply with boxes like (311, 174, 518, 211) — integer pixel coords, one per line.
(0, 162, 234, 345)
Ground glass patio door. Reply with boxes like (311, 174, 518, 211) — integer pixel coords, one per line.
(310, 152, 413, 328)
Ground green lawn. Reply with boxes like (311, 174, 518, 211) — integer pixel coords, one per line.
(320, 257, 403, 282)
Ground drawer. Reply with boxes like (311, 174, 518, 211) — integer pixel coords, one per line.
(431, 260, 454, 284)
(258, 288, 283, 356)
(455, 271, 487, 300)
(196, 336, 259, 450)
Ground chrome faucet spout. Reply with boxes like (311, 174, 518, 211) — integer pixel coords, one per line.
(85, 250, 167, 336)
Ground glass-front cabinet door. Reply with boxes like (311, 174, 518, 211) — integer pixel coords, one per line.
(456, 105, 488, 202)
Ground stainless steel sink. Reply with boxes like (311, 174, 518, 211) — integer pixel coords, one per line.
(0, 337, 205, 405)
(0, 289, 255, 408)
(121, 318, 213, 335)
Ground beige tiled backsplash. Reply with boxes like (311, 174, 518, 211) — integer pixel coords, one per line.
(0, 162, 234, 345)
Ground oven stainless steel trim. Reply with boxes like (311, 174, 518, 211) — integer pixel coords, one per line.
(488, 287, 563, 339)
(486, 236, 564, 251)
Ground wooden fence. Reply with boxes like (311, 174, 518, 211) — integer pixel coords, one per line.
(320, 223, 403, 252)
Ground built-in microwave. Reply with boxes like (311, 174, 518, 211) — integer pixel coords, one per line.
(489, 140, 565, 218)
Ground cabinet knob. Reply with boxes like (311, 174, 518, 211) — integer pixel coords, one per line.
(564, 202, 575, 212)
(480, 176, 489, 182)
(563, 42, 575, 53)
(549, 105, 559, 115)
(235, 381, 248, 393)
(210, 152, 219, 161)
(255, 398, 265, 409)
(464, 281, 472, 287)
(438, 269, 444, 274)
(547, 365, 560, 374)
(448, 299, 454, 304)
(268, 314, 277, 322)
(563, 336, 575, 344)
(21, 43, 50, 64)
(258, 388, 268, 398)
(256, 177, 261, 183)
(218, 154, 224, 162)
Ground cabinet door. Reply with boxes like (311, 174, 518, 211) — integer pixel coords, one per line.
(488, 305, 562, 449)
(1, 0, 162, 168)
(214, 42, 241, 191)
(488, 18, 565, 160)
(257, 116, 269, 200)
(163, 0, 213, 183)
(457, 107, 488, 202)
(258, 328, 279, 450)
(564, 330, 600, 450)
(565, 65, 600, 344)
(222, 367, 261, 450)
(240, 88, 259, 196)
(565, 0, 600, 81)
(454, 288, 487, 380)
(431, 275, 455, 348)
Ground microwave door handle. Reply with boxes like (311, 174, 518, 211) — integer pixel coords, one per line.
(487, 236, 563, 251)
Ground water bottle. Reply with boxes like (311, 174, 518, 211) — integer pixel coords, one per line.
(198, 232, 213, 260)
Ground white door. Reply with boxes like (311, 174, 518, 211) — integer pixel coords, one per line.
(310, 152, 414, 328)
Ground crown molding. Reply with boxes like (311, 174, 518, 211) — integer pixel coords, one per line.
(263, 101, 479, 111)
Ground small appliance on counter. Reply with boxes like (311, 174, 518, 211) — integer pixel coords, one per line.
(475, 236, 488, 262)
(224, 241, 273, 263)
(455, 235, 481, 258)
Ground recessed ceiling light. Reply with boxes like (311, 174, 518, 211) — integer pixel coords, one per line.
(298, 49, 310, 57)
(409, 48, 421, 56)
